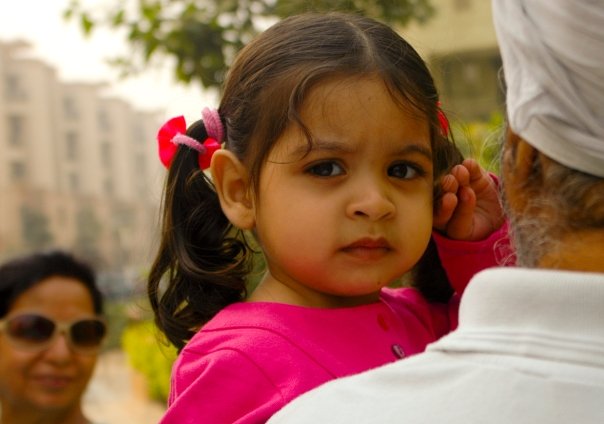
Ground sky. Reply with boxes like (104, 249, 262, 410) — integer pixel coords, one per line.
(0, 0, 217, 122)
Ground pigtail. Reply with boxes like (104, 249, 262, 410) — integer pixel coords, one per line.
(411, 238, 454, 302)
(148, 120, 252, 351)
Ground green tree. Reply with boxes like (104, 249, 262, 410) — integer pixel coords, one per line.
(64, 0, 434, 89)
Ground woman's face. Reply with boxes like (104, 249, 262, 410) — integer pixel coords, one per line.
(0, 276, 100, 413)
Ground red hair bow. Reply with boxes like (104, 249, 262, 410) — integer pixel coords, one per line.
(157, 116, 221, 170)
(436, 101, 450, 137)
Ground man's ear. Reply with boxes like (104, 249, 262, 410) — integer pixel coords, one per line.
(211, 150, 255, 230)
(502, 129, 539, 213)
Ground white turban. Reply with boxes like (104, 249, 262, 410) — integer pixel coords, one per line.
(492, 0, 604, 177)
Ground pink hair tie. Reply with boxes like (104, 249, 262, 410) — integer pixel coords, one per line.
(202, 107, 224, 143)
(157, 115, 221, 170)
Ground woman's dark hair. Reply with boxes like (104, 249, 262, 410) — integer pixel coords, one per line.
(148, 12, 463, 350)
(0, 250, 103, 317)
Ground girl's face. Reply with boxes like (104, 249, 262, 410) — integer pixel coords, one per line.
(251, 75, 434, 308)
(0, 276, 99, 414)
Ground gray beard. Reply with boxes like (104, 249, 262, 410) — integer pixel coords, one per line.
(501, 180, 557, 268)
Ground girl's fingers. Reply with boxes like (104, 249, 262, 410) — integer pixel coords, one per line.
(443, 186, 477, 239)
(441, 173, 459, 194)
(433, 192, 458, 231)
(451, 163, 470, 187)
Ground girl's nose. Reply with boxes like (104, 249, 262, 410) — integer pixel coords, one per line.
(346, 180, 395, 221)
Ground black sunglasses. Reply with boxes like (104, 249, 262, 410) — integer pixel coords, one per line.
(0, 313, 106, 354)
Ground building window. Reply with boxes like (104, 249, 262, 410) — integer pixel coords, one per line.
(98, 110, 111, 132)
(5, 74, 27, 100)
(461, 62, 481, 95)
(434, 50, 503, 121)
(69, 173, 80, 192)
(100, 142, 112, 167)
(65, 132, 79, 160)
(63, 96, 79, 120)
(10, 161, 26, 182)
(441, 59, 486, 97)
(104, 178, 114, 195)
(7, 115, 25, 147)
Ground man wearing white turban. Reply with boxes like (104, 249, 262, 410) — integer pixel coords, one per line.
(268, 1, 604, 422)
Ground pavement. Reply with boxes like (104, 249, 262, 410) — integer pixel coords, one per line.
(83, 350, 166, 424)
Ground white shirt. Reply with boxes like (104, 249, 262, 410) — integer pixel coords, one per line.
(269, 268, 604, 424)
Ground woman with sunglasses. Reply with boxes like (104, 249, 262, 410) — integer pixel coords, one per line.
(0, 250, 106, 424)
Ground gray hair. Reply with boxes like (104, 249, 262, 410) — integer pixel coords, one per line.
(502, 139, 604, 267)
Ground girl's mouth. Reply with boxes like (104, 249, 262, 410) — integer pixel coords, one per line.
(341, 238, 392, 260)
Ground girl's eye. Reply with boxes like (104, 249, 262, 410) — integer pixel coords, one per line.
(388, 163, 421, 179)
(306, 161, 345, 177)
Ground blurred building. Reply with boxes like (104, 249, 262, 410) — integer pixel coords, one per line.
(403, 0, 504, 121)
(0, 40, 165, 278)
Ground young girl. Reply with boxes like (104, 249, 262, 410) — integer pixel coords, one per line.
(149, 12, 507, 423)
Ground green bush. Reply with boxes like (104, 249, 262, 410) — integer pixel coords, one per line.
(102, 300, 131, 350)
(121, 320, 177, 403)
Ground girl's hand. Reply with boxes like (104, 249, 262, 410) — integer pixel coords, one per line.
(433, 159, 504, 241)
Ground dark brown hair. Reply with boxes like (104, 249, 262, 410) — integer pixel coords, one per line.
(0, 250, 102, 317)
(148, 12, 463, 350)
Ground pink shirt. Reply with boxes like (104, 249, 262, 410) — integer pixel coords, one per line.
(161, 225, 510, 423)
(163, 288, 456, 424)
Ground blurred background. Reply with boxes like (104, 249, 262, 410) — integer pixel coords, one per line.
(0, 0, 504, 422)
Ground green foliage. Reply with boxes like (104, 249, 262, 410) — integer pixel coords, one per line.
(101, 299, 131, 350)
(64, 0, 434, 89)
(122, 320, 177, 403)
(452, 112, 505, 174)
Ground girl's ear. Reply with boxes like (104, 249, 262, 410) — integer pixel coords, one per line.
(211, 150, 255, 230)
